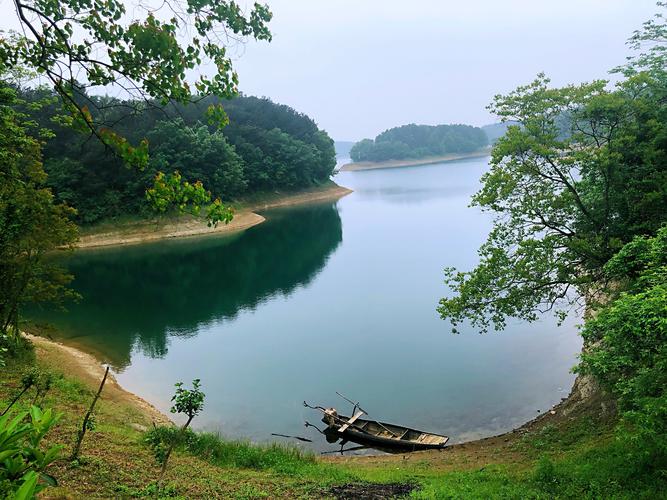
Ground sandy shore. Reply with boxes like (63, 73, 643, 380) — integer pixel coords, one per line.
(24, 333, 171, 425)
(340, 149, 491, 171)
(77, 183, 352, 249)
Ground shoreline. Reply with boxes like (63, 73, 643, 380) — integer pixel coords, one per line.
(24, 331, 591, 463)
(339, 149, 491, 171)
(24, 333, 171, 426)
(76, 183, 352, 250)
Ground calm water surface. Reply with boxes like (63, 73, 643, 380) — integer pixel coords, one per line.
(29, 157, 582, 450)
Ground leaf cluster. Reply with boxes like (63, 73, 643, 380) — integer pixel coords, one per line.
(170, 379, 205, 421)
(0, 406, 62, 498)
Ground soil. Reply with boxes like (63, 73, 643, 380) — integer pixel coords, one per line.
(326, 482, 418, 499)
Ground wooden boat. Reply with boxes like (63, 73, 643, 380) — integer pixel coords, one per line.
(320, 408, 449, 453)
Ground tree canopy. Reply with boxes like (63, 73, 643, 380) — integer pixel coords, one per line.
(0, 0, 273, 225)
(437, 69, 667, 333)
(1, 0, 271, 139)
(0, 83, 77, 340)
(13, 91, 336, 223)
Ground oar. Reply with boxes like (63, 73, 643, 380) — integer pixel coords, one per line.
(321, 445, 368, 455)
(271, 433, 313, 443)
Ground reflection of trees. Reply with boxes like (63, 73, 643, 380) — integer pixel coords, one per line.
(29, 203, 343, 368)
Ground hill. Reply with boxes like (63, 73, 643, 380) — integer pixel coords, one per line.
(349, 123, 488, 163)
(18, 91, 337, 224)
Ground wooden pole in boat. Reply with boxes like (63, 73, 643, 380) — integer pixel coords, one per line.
(335, 391, 367, 415)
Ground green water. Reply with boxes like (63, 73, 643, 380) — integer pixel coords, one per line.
(28, 157, 581, 450)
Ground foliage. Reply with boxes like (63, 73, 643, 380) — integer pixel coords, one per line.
(438, 68, 667, 333)
(170, 379, 205, 426)
(619, 2, 667, 75)
(152, 379, 206, 487)
(145, 171, 233, 228)
(0, 406, 62, 498)
(0, 0, 272, 223)
(577, 228, 667, 474)
(0, 82, 78, 341)
(0, 0, 271, 139)
(14, 92, 337, 224)
(148, 119, 246, 199)
(350, 123, 487, 162)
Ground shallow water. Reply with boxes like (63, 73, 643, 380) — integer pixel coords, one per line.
(28, 157, 582, 451)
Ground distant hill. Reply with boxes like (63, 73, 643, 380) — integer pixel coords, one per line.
(481, 121, 518, 143)
(334, 141, 355, 159)
(349, 123, 488, 163)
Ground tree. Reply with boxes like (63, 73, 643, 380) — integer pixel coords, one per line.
(0, 83, 78, 342)
(147, 119, 246, 200)
(155, 379, 205, 488)
(1, 0, 271, 138)
(0, 0, 273, 223)
(438, 71, 667, 332)
(11, 91, 336, 224)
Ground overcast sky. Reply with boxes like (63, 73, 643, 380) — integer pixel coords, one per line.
(230, 0, 658, 141)
(0, 0, 660, 141)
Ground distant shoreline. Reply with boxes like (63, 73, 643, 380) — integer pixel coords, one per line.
(76, 182, 352, 250)
(339, 148, 491, 171)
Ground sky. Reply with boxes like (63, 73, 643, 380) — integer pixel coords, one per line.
(0, 0, 660, 141)
(229, 0, 658, 140)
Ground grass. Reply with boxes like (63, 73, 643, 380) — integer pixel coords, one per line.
(145, 426, 322, 474)
(1, 336, 665, 498)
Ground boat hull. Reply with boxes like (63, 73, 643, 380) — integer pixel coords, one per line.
(322, 413, 449, 453)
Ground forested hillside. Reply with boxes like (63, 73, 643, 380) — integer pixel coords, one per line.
(18, 91, 336, 224)
(481, 122, 514, 143)
(349, 123, 487, 162)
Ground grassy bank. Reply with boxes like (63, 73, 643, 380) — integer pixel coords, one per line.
(339, 149, 491, 172)
(76, 181, 352, 249)
(3, 334, 664, 498)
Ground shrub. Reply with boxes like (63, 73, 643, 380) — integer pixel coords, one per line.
(578, 228, 667, 477)
(0, 406, 62, 498)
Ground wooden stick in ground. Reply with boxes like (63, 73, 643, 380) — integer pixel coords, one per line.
(0, 384, 32, 416)
(158, 415, 194, 487)
(70, 365, 109, 460)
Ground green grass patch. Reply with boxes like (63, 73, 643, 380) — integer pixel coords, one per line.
(145, 426, 339, 477)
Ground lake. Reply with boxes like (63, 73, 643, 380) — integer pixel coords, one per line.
(28, 156, 582, 451)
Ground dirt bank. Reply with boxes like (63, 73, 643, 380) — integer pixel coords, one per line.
(24, 333, 171, 426)
(77, 183, 352, 249)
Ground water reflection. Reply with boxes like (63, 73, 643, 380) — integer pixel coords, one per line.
(28, 203, 343, 368)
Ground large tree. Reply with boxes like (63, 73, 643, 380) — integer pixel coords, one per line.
(438, 12, 667, 333)
(0, 82, 78, 341)
(0, 0, 272, 223)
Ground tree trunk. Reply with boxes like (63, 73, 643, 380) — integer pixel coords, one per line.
(70, 366, 109, 460)
(157, 415, 194, 488)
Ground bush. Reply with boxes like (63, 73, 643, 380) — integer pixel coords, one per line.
(578, 228, 667, 476)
